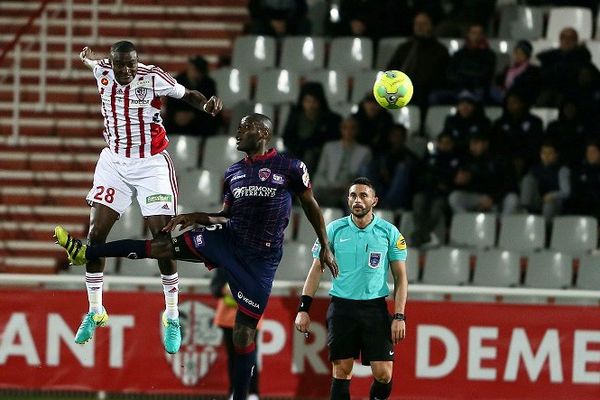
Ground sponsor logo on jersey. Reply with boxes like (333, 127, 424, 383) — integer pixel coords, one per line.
(237, 291, 260, 309)
(369, 252, 382, 268)
(258, 168, 271, 181)
(232, 186, 277, 198)
(231, 173, 246, 182)
(396, 234, 407, 250)
(193, 233, 204, 247)
(117, 88, 123, 95)
(161, 203, 170, 210)
(272, 173, 285, 184)
(146, 194, 172, 203)
(100, 77, 109, 86)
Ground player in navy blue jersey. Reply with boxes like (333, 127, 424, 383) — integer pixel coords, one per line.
(55, 113, 339, 400)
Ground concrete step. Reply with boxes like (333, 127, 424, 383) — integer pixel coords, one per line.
(0, 204, 91, 224)
(0, 221, 86, 241)
(0, 135, 105, 152)
(0, 151, 97, 171)
(0, 186, 89, 206)
(0, 117, 103, 136)
(0, 256, 59, 274)
(0, 169, 93, 187)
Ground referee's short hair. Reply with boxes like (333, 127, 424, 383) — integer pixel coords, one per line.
(351, 177, 375, 193)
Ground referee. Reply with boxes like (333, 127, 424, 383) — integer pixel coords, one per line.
(295, 177, 408, 400)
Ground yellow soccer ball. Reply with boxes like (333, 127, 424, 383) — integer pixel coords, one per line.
(372, 70, 413, 109)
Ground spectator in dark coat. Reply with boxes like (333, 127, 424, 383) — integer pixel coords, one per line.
(492, 40, 541, 105)
(386, 12, 450, 109)
(568, 140, 600, 220)
(536, 27, 592, 107)
(441, 90, 491, 155)
(164, 56, 220, 137)
(247, 0, 309, 36)
(352, 94, 395, 151)
(282, 82, 342, 171)
(545, 97, 591, 166)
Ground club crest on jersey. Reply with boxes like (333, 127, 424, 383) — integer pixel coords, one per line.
(369, 252, 382, 268)
(164, 300, 223, 386)
(135, 86, 148, 101)
(100, 77, 109, 86)
(258, 168, 271, 181)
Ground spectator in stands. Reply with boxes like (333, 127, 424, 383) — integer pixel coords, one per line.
(521, 141, 570, 223)
(572, 63, 600, 122)
(352, 93, 394, 151)
(386, 12, 449, 109)
(313, 116, 372, 208)
(545, 97, 590, 166)
(163, 56, 220, 137)
(568, 140, 600, 220)
(441, 90, 491, 155)
(536, 27, 592, 107)
(210, 269, 260, 400)
(449, 132, 519, 215)
(490, 89, 544, 179)
(412, 131, 460, 248)
(433, 0, 497, 38)
(491, 40, 540, 105)
(361, 124, 417, 209)
(247, 0, 309, 36)
(432, 23, 495, 104)
(283, 82, 341, 171)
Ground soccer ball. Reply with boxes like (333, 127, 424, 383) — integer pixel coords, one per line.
(372, 70, 413, 109)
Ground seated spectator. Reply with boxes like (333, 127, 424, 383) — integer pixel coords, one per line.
(361, 124, 418, 209)
(432, 23, 495, 104)
(386, 12, 449, 109)
(352, 93, 394, 151)
(545, 97, 590, 166)
(568, 140, 600, 221)
(412, 132, 461, 248)
(433, 0, 497, 38)
(441, 90, 491, 155)
(449, 133, 519, 215)
(282, 82, 341, 171)
(313, 116, 371, 208)
(490, 89, 544, 178)
(521, 141, 570, 223)
(536, 27, 592, 107)
(247, 0, 309, 36)
(492, 40, 540, 105)
(163, 56, 220, 137)
(572, 63, 600, 122)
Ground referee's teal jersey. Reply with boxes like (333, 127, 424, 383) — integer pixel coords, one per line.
(312, 215, 408, 300)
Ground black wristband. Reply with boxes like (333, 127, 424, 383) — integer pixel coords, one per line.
(298, 295, 313, 313)
(393, 313, 406, 321)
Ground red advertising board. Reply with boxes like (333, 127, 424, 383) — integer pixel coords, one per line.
(0, 289, 599, 399)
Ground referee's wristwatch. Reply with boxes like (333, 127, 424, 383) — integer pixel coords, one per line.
(392, 313, 406, 322)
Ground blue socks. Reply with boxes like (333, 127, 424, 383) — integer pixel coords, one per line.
(232, 342, 256, 400)
(86, 239, 149, 260)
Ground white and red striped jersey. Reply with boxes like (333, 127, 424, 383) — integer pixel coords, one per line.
(92, 59, 186, 158)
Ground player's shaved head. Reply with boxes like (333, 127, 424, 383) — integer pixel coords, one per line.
(111, 40, 137, 54)
(246, 113, 273, 138)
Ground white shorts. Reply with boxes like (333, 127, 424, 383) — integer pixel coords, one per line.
(86, 148, 178, 217)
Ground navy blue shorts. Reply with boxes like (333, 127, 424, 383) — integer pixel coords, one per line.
(173, 224, 282, 320)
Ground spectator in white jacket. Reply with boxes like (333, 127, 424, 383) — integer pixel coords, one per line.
(313, 116, 372, 208)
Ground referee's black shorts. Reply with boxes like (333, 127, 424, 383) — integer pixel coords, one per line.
(326, 296, 393, 366)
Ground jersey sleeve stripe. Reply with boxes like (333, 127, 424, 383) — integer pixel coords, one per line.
(152, 68, 176, 86)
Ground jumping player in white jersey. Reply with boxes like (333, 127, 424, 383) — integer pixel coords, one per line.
(73, 40, 222, 354)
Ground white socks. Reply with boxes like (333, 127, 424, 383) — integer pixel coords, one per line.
(161, 273, 179, 320)
(85, 272, 104, 314)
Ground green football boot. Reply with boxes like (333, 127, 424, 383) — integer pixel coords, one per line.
(162, 312, 182, 354)
(74, 307, 109, 344)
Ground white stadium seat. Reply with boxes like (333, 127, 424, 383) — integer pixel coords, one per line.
(328, 37, 374, 72)
(450, 213, 496, 249)
(422, 247, 470, 285)
(231, 35, 276, 73)
(280, 36, 326, 72)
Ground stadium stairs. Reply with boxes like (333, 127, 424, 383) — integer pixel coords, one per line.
(0, 0, 248, 273)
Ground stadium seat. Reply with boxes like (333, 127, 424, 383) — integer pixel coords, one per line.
(276, 242, 314, 281)
(399, 211, 415, 246)
(575, 254, 600, 290)
(473, 249, 521, 287)
(389, 105, 421, 135)
(277, 103, 292, 135)
(424, 106, 455, 140)
(597, 12, 600, 40)
(201, 135, 244, 173)
(168, 135, 201, 172)
(329, 102, 357, 119)
(328, 37, 374, 72)
(450, 213, 496, 249)
(351, 70, 380, 103)
(210, 68, 251, 108)
(525, 251, 573, 289)
(550, 216, 598, 253)
(297, 207, 344, 246)
(484, 106, 503, 122)
(231, 35, 276, 73)
(387, 247, 418, 283)
(530, 107, 559, 129)
(586, 41, 600, 70)
(375, 209, 396, 225)
(280, 37, 326, 72)
(107, 202, 145, 241)
(376, 37, 407, 70)
(228, 102, 276, 137)
(488, 39, 514, 74)
(439, 38, 464, 55)
(498, 214, 545, 252)
(177, 169, 222, 211)
(422, 247, 471, 285)
(406, 136, 428, 159)
(546, 7, 593, 41)
(255, 69, 301, 104)
(119, 257, 161, 277)
(308, 69, 349, 105)
(497, 6, 544, 40)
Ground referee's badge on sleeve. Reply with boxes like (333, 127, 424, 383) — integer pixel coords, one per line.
(396, 234, 407, 250)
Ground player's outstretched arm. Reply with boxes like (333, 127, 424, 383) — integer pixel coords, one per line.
(297, 189, 338, 277)
(294, 258, 323, 336)
(181, 89, 223, 117)
(79, 46, 103, 70)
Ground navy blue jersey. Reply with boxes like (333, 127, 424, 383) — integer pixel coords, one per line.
(223, 149, 310, 252)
